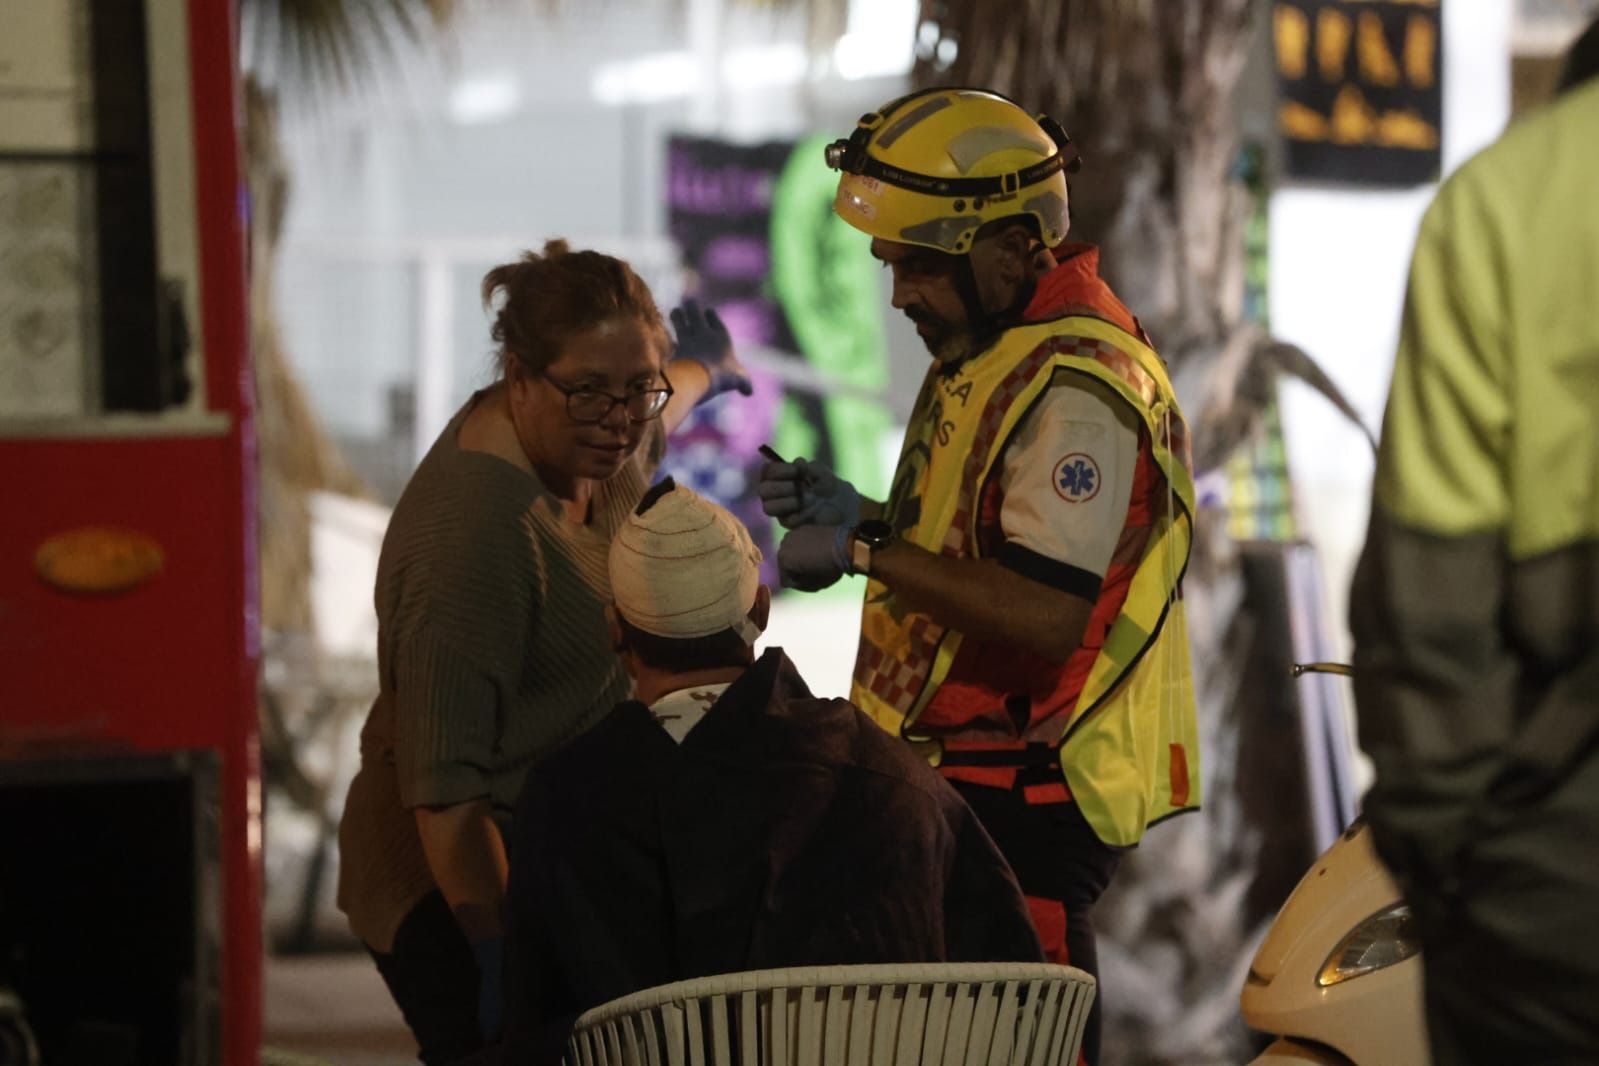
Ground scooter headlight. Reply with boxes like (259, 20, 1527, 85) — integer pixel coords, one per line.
(1317, 902, 1422, 987)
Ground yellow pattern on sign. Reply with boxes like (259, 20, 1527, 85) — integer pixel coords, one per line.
(1280, 100, 1331, 140)
(1276, 6, 1310, 79)
(1324, 85, 1440, 149)
(1273, 1, 1440, 154)
(1358, 11, 1403, 86)
(1318, 9, 1352, 81)
(1405, 14, 1437, 88)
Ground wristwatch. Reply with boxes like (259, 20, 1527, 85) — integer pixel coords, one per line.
(849, 519, 893, 576)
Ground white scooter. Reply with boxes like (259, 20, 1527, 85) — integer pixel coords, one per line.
(1240, 663, 1430, 1066)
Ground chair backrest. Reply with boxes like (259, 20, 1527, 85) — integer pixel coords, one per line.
(562, 962, 1096, 1066)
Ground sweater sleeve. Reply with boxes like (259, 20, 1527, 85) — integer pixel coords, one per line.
(384, 467, 545, 811)
(393, 624, 502, 809)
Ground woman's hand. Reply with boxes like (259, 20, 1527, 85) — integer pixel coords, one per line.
(669, 299, 751, 402)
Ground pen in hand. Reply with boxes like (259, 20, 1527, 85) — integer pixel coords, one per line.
(758, 444, 811, 491)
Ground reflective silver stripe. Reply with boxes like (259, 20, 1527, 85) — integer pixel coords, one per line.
(876, 95, 953, 149)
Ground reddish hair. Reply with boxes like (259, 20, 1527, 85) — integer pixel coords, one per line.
(481, 239, 671, 378)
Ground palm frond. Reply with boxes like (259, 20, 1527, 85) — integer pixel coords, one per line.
(240, 0, 458, 98)
(1192, 330, 1376, 475)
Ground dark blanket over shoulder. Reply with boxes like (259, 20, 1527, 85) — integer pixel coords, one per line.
(502, 648, 1043, 1064)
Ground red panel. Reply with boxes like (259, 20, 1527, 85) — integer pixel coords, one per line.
(1, 438, 240, 748)
(0, 1, 261, 1061)
(184, 0, 263, 1059)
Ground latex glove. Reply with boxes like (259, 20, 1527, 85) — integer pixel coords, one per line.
(778, 524, 852, 592)
(472, 935, 505, 1044)
(669, 299, 752, 400)
(757, 458, 862, 529)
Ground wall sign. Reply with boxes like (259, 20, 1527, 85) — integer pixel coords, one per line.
(1275, 0, 1443, 185)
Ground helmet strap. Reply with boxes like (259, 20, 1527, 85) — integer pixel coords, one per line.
(950, 254, 1038, 366)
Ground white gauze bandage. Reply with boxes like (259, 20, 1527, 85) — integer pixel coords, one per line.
(609, 479, 765, 644)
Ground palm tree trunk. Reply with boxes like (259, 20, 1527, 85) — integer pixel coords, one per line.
(246, 77, 371, 643)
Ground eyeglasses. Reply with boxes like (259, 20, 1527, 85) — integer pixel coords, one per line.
(539, 372, 674, 425)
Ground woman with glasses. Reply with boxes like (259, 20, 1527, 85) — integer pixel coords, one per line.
(337, 239, 750, 1065)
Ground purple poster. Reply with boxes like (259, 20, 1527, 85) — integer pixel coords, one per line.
(663, 137, 796, 582)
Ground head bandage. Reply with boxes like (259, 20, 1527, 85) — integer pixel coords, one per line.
(609, 479, 765, 644)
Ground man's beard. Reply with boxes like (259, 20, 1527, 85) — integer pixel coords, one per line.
(909, 313, 980, 368)
(929, 329, 980, 367)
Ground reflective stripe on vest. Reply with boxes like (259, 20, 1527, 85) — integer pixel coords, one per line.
(850, 314, 1201, 845)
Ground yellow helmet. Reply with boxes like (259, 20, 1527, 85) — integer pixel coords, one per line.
(825, 87, 1081, 255)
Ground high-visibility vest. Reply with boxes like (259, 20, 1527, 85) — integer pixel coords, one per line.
(850, 313, 1201, 846)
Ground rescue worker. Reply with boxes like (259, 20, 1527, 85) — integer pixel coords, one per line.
(1348, 66, 1599, 1065)
(758, 88, 1200, 1065)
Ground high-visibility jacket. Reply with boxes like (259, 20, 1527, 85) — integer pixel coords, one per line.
(1351, 78, 1599, 930)
(851, 311, 1200, 847)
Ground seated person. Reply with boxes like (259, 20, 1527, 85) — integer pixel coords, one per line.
(502, 479, 1043, 1064)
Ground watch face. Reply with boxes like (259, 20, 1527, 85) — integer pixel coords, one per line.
(857, 519, 893, 548)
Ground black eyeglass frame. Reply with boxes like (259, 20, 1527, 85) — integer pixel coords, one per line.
(538, 371, 675, 425)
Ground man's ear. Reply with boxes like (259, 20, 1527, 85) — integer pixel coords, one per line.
(972, 223, 1037, 294)
(749, 584, 772, 636)
(996, 223, 1039, 280)
(605, 604, 626, 654)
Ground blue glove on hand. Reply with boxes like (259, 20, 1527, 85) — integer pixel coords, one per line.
(670, 299, 752, 401)
(778, 524, 852, 592)
(757, 458, 862, 529)
(472, 935, 505, 1044)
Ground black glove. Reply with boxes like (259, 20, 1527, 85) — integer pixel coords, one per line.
(669, 299, 752, 400)
(756, 458, 862, 529)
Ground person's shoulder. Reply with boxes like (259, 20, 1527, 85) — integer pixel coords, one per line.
(820, 699, 956, 793)
(456, 398, 532, 473)
(1489, 80, 1599, 165)
(516, 702, 657, 802)
(999, 370, 1141, 456)
(1041, 368, 1130, 413)
(387, 425, 542, 564)
(1430, 85, 1599, 224)
(551, 700, 656, 764)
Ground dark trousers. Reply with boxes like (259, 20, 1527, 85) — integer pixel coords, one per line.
(368, 890, 487, 1066)
(950, 780, 1122, 1066)
(1406, 748, 1599, 1065)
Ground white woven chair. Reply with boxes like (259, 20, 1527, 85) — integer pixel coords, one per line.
(562, 962, 1095, 1066)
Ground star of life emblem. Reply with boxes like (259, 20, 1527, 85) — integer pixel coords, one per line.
(1052, 453, 1101, 503)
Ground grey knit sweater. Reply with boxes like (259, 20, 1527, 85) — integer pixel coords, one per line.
(337, 393, 661, 951)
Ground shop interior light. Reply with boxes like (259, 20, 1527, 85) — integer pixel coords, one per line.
(835, 0, 917, 80)
(592, 51, 704, 106)
(722, 43, 809, 89)
(448, 73, 520, 124)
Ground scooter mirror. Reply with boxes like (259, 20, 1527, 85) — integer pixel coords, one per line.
(1291, 661, 1353, 678)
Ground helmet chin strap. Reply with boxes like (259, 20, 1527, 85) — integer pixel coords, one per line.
(945, 255, 1038, 369)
